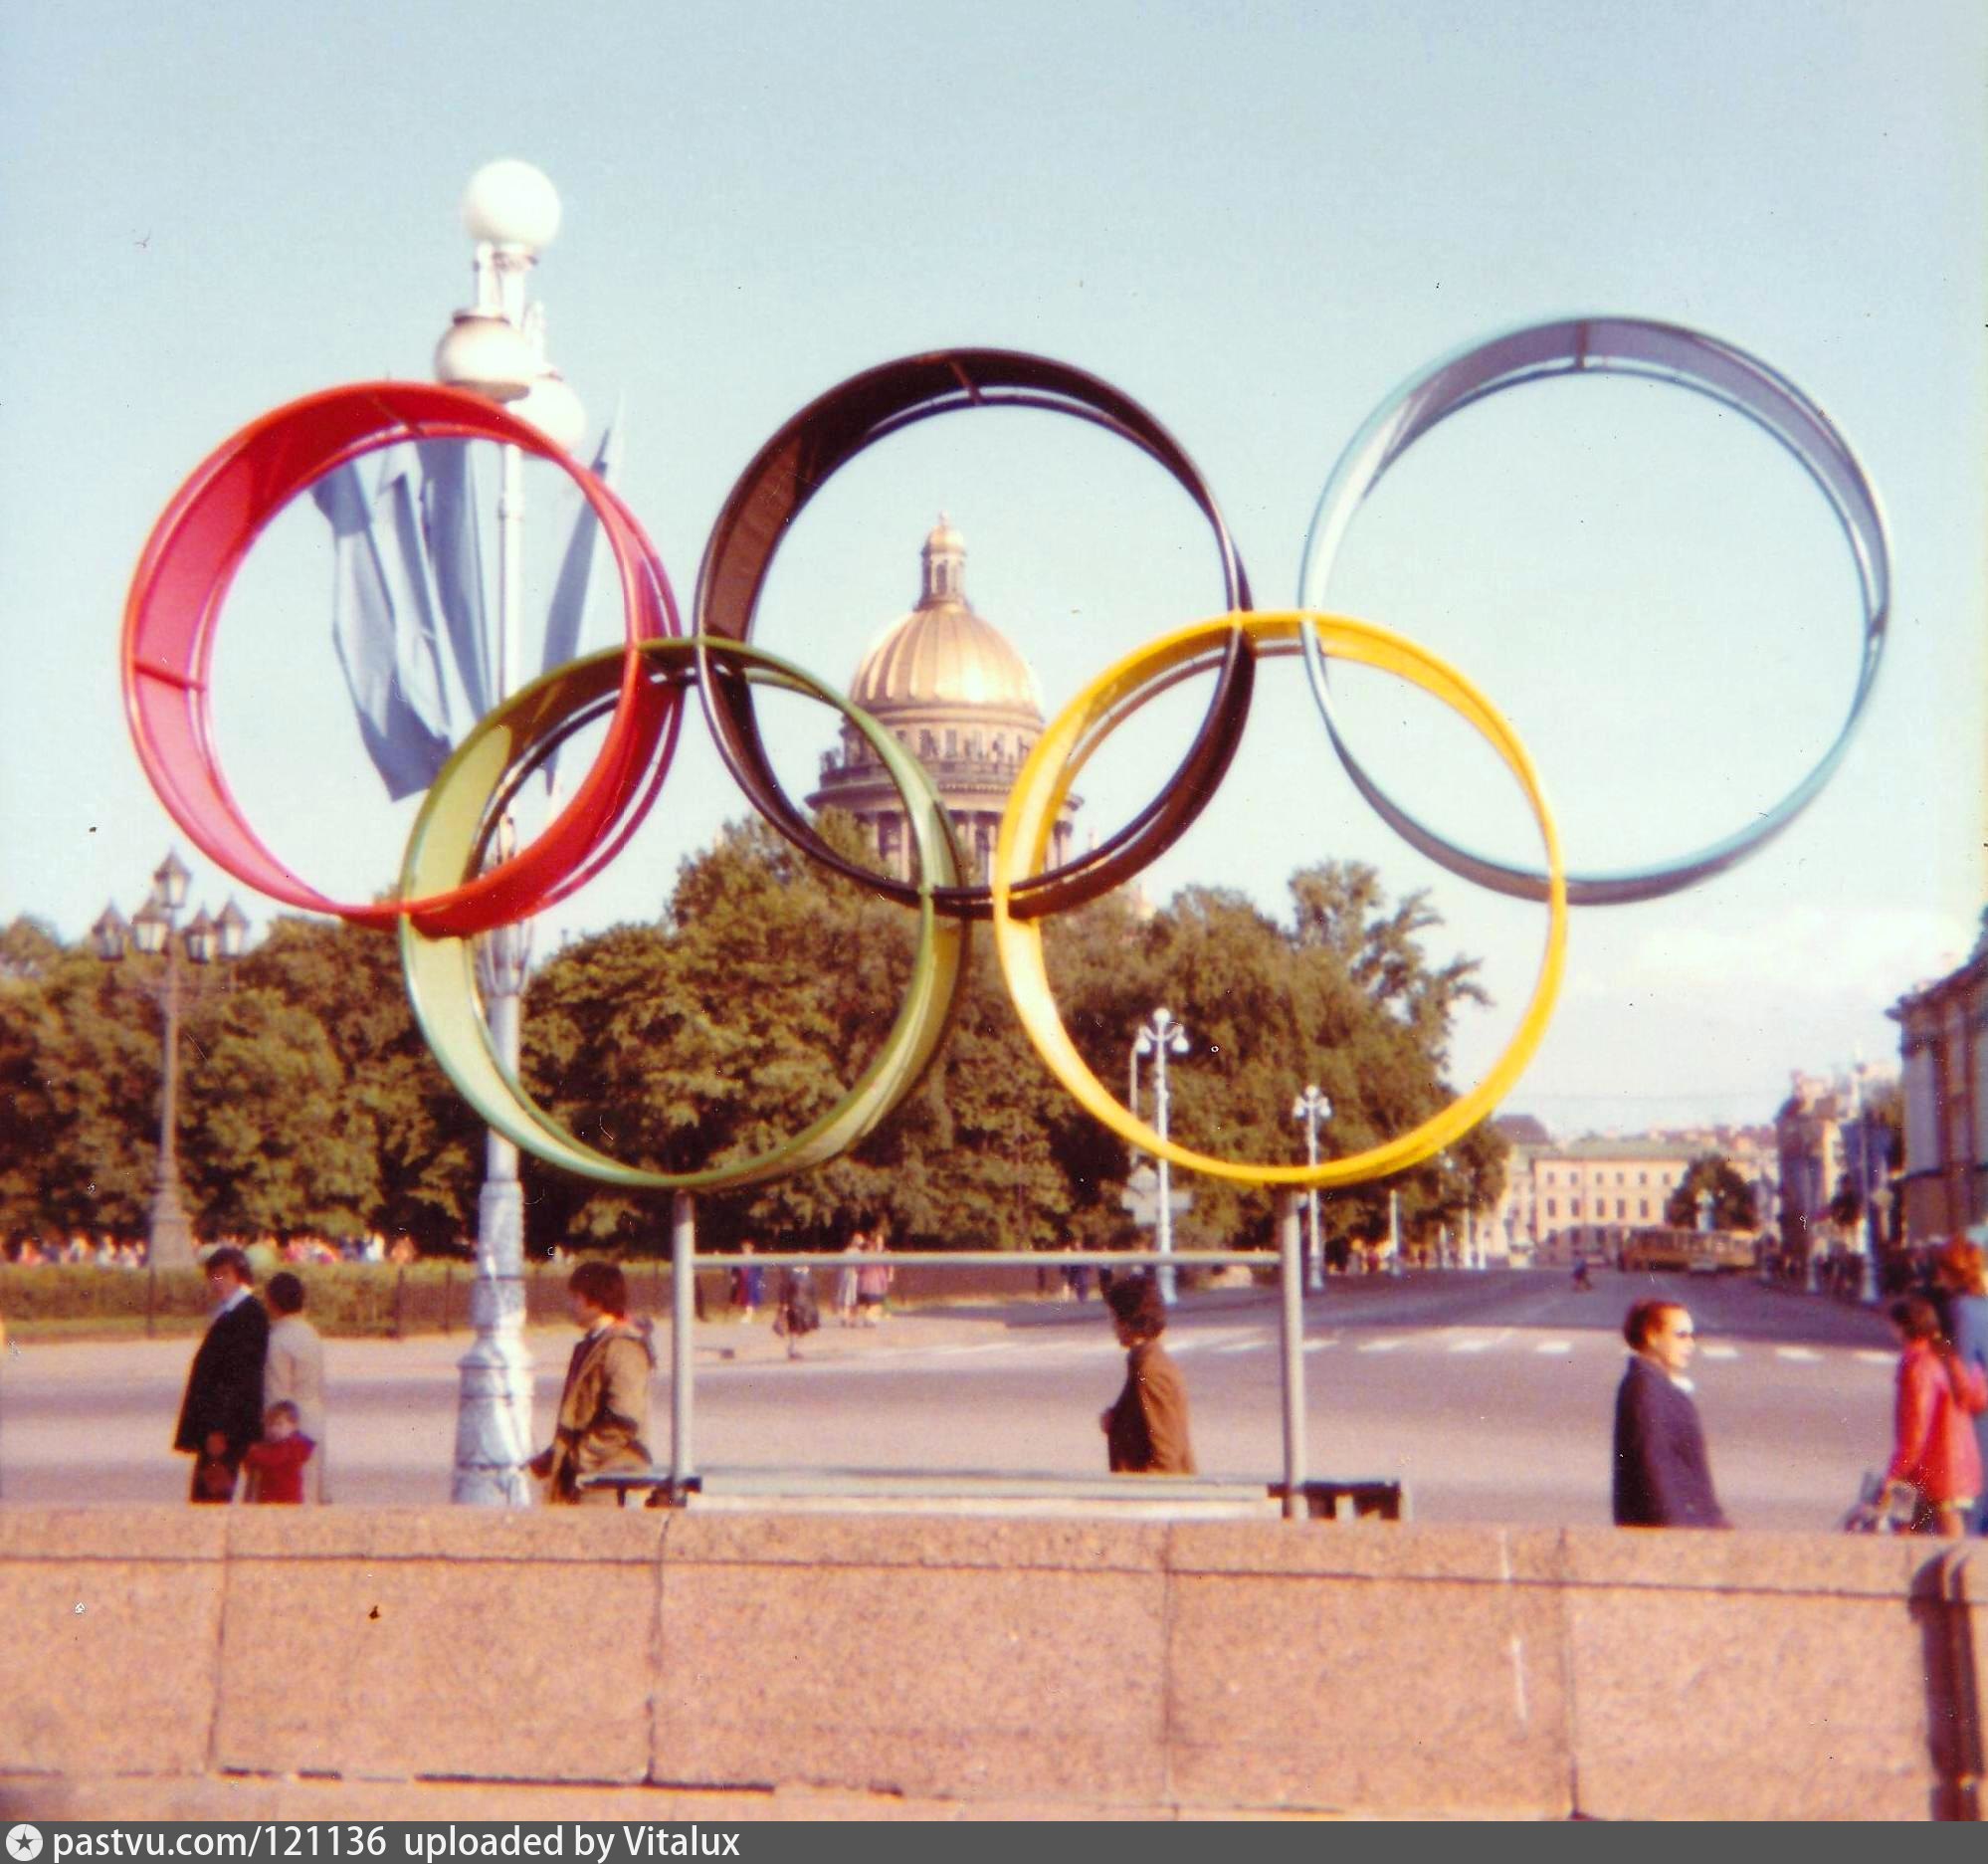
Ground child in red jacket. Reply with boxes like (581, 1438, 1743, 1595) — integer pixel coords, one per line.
(242, 1400, 316, 1506)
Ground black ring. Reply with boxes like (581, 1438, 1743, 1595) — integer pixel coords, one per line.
(692, 349, 1256, 921)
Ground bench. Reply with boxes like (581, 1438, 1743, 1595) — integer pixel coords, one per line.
(581, 1466, 1407, 1522)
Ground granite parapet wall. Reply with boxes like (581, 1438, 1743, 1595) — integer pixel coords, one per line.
(2, 1510, 1978, 1821)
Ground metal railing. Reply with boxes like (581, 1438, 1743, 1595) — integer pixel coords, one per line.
(663, 1187, 1323, 1519)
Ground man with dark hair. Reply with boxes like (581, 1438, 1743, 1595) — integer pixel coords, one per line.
(530, 1261, 654, 1506)
(1612, 1299, 1729, 1529)
(1100, 1276, 1196, 1475)
(173, 1246, 271, 1503)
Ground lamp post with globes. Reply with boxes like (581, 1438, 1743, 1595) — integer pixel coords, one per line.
(1291, 1085, 1330, 1292)
(90, 852, 249, 1269)
(1132, 1008, 1192, 1306)
(431, 159, 588, 1507)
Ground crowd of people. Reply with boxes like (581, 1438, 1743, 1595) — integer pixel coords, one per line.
(1616, 1235, 1988, 1537)
(173, 1248, 327, 1505)
(8, 1230, 419, 1270)
(152, 1221, 1988, 1532)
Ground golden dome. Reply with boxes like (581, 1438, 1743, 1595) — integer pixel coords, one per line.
(849, 519, 1043, 723)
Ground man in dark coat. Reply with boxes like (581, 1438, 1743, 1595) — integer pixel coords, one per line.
(173, 1246, 271, 1503)
(1100, 1276, 1196, 1475)
(1613, 1298, 1729, 1529)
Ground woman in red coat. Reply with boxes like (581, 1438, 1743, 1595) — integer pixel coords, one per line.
(1881, 1297, 1988, 1537)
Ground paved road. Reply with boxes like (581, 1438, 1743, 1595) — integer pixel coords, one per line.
(0, 1270, 1900, 1530)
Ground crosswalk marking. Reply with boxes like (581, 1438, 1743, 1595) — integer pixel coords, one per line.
(742, 1329, 1900, 1375)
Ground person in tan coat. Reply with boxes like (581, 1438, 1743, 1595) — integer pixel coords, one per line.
(1100, 1276, 1196, 1474)
(529, 1261, 655, 1507)
(262, 1273, 327, 1503)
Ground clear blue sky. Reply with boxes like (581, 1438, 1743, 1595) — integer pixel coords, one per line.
(3, 0, 1982, 1141)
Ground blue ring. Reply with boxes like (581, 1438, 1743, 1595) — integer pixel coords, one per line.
(1295, 315, 1889, 906)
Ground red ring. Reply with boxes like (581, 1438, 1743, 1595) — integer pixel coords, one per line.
(122, 382, 680, 934)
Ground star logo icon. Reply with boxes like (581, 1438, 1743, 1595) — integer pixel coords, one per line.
(7, 1827, 45, 1862)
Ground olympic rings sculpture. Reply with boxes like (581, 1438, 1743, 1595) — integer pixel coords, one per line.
(121, 318, 1888, 1193)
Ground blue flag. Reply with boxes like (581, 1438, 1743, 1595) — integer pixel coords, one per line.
(311, 464, 453, 801)
(537, 413, 619, 787)
(417, 439, 494, 723)
(375, 447, 457, 745)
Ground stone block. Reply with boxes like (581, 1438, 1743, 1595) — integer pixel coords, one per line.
(1165, 1546, 1573, 1817)
(0, 1509, 225, 1776)
(1564, 1553, 1937, 1819)
(214, 1509, 664, 1782)
(658, 1517, 1167, 1804)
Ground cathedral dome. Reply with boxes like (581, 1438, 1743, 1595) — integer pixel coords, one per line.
(848, 518, 1043, 725)
(809, 518, 1080, 884)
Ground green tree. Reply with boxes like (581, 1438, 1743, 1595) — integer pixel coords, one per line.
(233, 917, 484, 1246)
(513, 832, 1504, 1263)
(1664, 1154, 1758, 1231)
(178, 985, 381, 1235)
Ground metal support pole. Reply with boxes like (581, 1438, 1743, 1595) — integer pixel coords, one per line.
(1278, 1188, 1306, 1518)
(451, 426, 535, 1504)
(1388, 1187, 1404, 1277)
(146, 940, 196, 1269)
(1152, 1029, 1176, 1306)
(671, 1190, 696, 1491)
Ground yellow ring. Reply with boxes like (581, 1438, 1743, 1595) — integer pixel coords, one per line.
(990, 611, 1566, 1188)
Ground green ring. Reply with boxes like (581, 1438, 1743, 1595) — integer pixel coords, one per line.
(398, 636, 968, 1192)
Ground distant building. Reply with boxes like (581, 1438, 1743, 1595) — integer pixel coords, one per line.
(1889, 925, 1988, 1245)
(1478, 1116, 1550, 1264)
(1529, 1139, 1695, 1263)
(1772, 1069, 1891, 1272)
(807, 518, 1079, 880)
(1483, 1128, 1757, 1264)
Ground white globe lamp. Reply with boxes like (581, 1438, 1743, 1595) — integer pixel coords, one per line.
(511, 370, 587, 454)
(434, 312, 536, 402)
(462, 160, 562, 253)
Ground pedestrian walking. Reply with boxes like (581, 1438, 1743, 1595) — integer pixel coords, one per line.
(1877, 1295, 1987, 1538)
(856, 1226, 893, 1327)
(730, 1240, 763, 1323)
(263, 1272, 327, 1503)
(836, 1229, 863, 1327)
(774, 1263, 821, 1360)
(1931, 1238, 1988, 1535)
(1100, 1276, 1196, 1475)
(529, 1260, 655, 1507)
(1612, 1299, 1729, 1529)
(172, 1246, 271, 1505)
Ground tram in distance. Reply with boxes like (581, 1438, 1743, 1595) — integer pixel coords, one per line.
(1618, 1227, 1761, 1274)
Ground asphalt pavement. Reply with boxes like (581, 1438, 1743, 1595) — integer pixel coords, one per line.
(0, 1268, 1900, 1529)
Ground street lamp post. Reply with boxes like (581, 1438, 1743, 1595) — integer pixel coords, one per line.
(1291, 1085, 1330, 1292)
(1132, 1008, 1191, 1305)
(91, 852, 249, 1269)
(433, 160, 587, 1506)
(1850, 1066, 1884, 1305)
